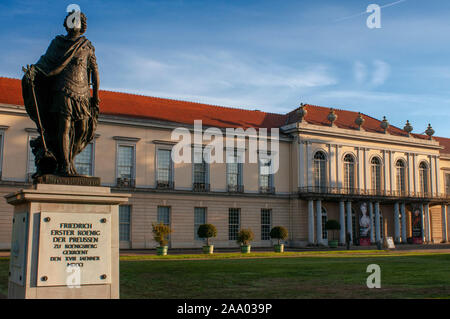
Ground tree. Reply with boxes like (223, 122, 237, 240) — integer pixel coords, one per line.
(197, 224, 217, 246)
(270, 226, 288, 245)
(237, 229, 254, 246)
(152, 222, 172, 247)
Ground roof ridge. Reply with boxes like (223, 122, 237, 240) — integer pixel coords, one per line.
(98, 88, 286, 117)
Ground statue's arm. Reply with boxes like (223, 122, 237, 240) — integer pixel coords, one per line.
(89, 47, 100, 105)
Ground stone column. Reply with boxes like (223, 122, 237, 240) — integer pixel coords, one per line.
(425, 203, 431, 243)
(442, 205, 448, 243)
(394, 202, 400, 243)
(369, 202, 375, 243)
(375, 202, 381, 243)
(339, 201, 346, 244)
(306, 142, 313, 188)
(346, 201, 353, 244)
(316, 200, 323, 245)
(420, 204, 425, 243)
(429, 156, 435, 197)
(298, 141, 305, 189)
(336, 145, 342, 189)
(401, 203, 407, 243)
(308, 200, 315, 245)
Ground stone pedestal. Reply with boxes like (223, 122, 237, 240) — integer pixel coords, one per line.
(5, 184, 130, 299)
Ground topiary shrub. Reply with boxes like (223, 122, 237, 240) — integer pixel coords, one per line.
(152, 222, 172, 247)
(237, 228, 254, 246)
(270, 226, 288, 245)
(197, 224, 217, 246)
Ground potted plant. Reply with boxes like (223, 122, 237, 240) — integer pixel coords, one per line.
(325, 220, 340, 248)
(152, 222, 172, 256)
(197, 224, 217, 254)
(237, 229, 254, 253)
(270, 226, 288, 252)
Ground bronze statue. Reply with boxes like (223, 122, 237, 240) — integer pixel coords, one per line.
(22, 11, 99, 178)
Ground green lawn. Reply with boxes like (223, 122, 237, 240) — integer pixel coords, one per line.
(2, 252, 450, 299)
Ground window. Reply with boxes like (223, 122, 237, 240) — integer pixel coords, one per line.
(157, 149, 173, 186)
(321, 208, 328, 240)
(314, 151, 327, 190)
(396, 160, 406, 194)
(117, 145, 134, 179)
(419, 162, 429, 195)
(227, 150, 243, 192)
(259, 157, 274, 193)
(194, 208, 206, 240)
(446, 174, 450, 195)
(75, 143, 94, 176)
(261, 209, 272, 240)
(343, 154, 355, 191)
(27, 135, 38, 179)
(119, 205, 131, 242)
(228, 208, 240, 240)
(370, 157, 382, 193)
(193, 148, 209, 191)
(157, 206, 171, 226)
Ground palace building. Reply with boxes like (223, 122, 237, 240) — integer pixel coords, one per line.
(0, 76, 449, 249)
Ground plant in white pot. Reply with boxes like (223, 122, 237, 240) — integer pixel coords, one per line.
(237, 229, 254, 253)
(152, 222, 172, 256)
(197, 224, 217, 254)
(270, 226, 288, 252)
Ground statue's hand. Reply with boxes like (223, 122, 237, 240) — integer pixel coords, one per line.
(27, 65, 38, 82)
(92, 96, 100, 110)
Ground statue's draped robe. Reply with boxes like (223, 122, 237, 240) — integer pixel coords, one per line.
(22, 35, 98, 176)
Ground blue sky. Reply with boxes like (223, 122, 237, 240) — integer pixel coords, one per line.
(1, 0, 450, 136)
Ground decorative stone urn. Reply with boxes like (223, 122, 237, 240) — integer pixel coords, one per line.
(425, 124, 435, 140)
(404, 120, 413, 136)
(355, 112, 365, 130)
(380, 116, 389, 134)
(327, 108, 337, 126)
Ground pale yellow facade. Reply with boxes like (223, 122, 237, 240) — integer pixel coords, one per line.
(0, 101, 449, 249)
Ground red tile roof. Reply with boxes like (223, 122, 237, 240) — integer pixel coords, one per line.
(1, 76, 449, 152)
(434, 136, 450, 155)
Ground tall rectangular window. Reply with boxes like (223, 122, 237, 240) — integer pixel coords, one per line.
(27, 135, 37, 179)
(194, 207, 206, 240)
(119, 205, 131, 242)
(259, 157, 273, 191)
(157, 206, 171, 226)
(446, 174, 450, 195)
(228, 208, 240, 240)
(157, 149, 172, 183)
(117, 145, 134, 179)
(193, 148, 208, 191)
(227, 150, 243, 192)
(75, 143, 94, 176)
(261, 209, 272, 241)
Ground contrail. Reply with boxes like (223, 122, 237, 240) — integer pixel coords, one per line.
(334, 0, 408, 23)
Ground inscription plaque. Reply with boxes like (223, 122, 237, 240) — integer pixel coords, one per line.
(37, 212, 111, 287)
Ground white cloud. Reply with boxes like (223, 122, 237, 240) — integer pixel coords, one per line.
(354, 61, 367, 84)
(372, 60, 390, 86)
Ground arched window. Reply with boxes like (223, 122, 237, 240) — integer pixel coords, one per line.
(321, 208, 328, 240)
(396, 160, 406, 194)
(314, 151, 327, 190)
(419, 162, 429, 195)
(370, 157, 382, 193)
(343, 154, 355, 191)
